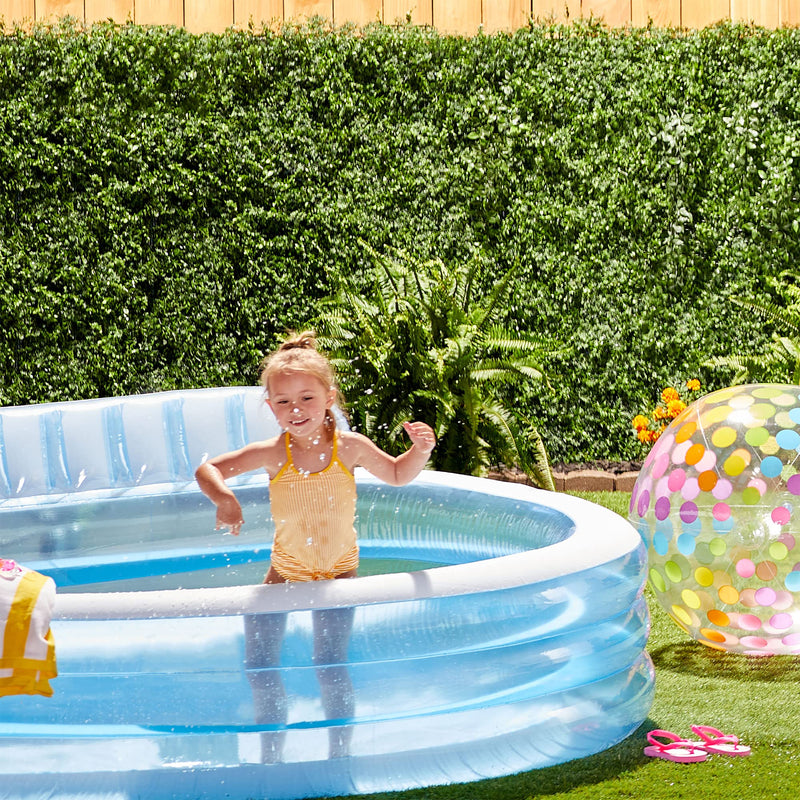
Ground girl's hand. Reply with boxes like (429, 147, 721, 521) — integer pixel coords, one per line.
(403, 421, 436, 454)
(216, 496, 245, 536)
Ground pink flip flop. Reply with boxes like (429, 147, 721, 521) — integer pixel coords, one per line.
(644, 729, 709, 763)
(690, 725, 752, 757)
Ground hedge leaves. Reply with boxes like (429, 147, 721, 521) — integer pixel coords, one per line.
(1, 20, 799, 462)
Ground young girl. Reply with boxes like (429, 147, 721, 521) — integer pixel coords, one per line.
(195, 331, 435, 762)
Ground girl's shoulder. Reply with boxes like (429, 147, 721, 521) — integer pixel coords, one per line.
(197, 435, 286, 482)
(217, 435, 286, 476)
(335, 430, 381, 467)
(258, 434, 289, 474)
(243, 434, 285, 456)
(335, 429, 368, 451)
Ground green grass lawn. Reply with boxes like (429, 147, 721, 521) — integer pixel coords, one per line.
(338, 491, 800, 800)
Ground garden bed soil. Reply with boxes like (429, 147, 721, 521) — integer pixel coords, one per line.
(490, 461, 642, 493)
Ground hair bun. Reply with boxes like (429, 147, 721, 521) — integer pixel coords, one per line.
(279, 330, 317, 352)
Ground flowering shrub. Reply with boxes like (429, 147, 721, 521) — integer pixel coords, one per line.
(632, 380, 702, 446)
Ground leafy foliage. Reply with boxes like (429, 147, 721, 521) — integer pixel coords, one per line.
(1, 21, 800, 465)
(317, 243, 562, 488)
(704, 271, 800, 383)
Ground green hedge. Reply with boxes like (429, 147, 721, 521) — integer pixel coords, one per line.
(1, 19, 798, 462)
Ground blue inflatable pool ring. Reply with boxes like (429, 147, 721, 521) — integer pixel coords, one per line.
(0, 387, 653, 799)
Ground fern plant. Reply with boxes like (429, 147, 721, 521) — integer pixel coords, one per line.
(316, 242, 565, 490)
(704, 272, 800, 384)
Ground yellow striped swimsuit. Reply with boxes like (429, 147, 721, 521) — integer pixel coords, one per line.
(268, 432, 359, 581)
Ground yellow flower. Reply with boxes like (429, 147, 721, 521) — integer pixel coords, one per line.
(667, 399, 686, 417)
(661, 387, 680, 403)
(633, 381, 698, 450)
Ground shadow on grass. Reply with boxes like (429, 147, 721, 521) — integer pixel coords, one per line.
(650, 640, 800, 682)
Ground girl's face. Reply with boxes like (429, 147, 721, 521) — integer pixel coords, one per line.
(267, 371, 335, 441)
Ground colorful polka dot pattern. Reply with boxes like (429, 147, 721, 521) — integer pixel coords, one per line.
(630, 384, 800, 655)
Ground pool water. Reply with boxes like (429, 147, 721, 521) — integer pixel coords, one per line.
(55, 553, 446, 592)
(16, 480, 567, 592)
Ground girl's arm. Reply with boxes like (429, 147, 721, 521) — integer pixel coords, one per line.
(195, 441, 278, 535)
(341, 422, 435, 486)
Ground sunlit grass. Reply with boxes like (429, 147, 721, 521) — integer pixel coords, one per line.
(336, 491, 800, 800)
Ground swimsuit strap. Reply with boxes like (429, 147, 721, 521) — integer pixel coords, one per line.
(276, 430, 344, 477)
(330, 431, 355, 477)
(270, 433, 293, 482)
(283, 431, 293, 466)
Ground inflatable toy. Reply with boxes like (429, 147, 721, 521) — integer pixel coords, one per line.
(0, 387, 652, 799)
(630, 383, 800, 655)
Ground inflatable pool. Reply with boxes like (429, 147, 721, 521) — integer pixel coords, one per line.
(0, 387, 653, 799)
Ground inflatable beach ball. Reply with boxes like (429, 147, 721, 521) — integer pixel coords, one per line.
(630, 384, 800, 655)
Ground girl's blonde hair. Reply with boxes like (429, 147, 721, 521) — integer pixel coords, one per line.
(259, 330, 342, 429)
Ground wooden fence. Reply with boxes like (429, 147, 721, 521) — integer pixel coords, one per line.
(0, 0, 798, 35)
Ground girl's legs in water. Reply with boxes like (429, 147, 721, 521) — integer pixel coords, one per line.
(243, 566, 289, 763)
(312, 599, 356, 758)
(245, 566, 357, 761)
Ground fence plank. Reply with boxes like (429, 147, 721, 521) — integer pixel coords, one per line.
(681, 0, 730, 26)
(731, 0, 779, 23)
(135, 0, 182, 26)
(284, 0, 334, 22)
(1, 0, 34, 25)
(234, 0, 283, 28)
(483, 0, 532, 32)
(531, 0, 570, 22)
(87, 0, 133, 23)
(35, 0, 82, 21)
(434, 0, 481, 32)
(632, 0, 681, 25)
(0, 0, 798, 34)
(783, 0, 800, 22)
(383, 0, 433, 24)
(185, 0, 233, 32)
(334, 0, 382, 25)
(584, 0, 633, 25)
